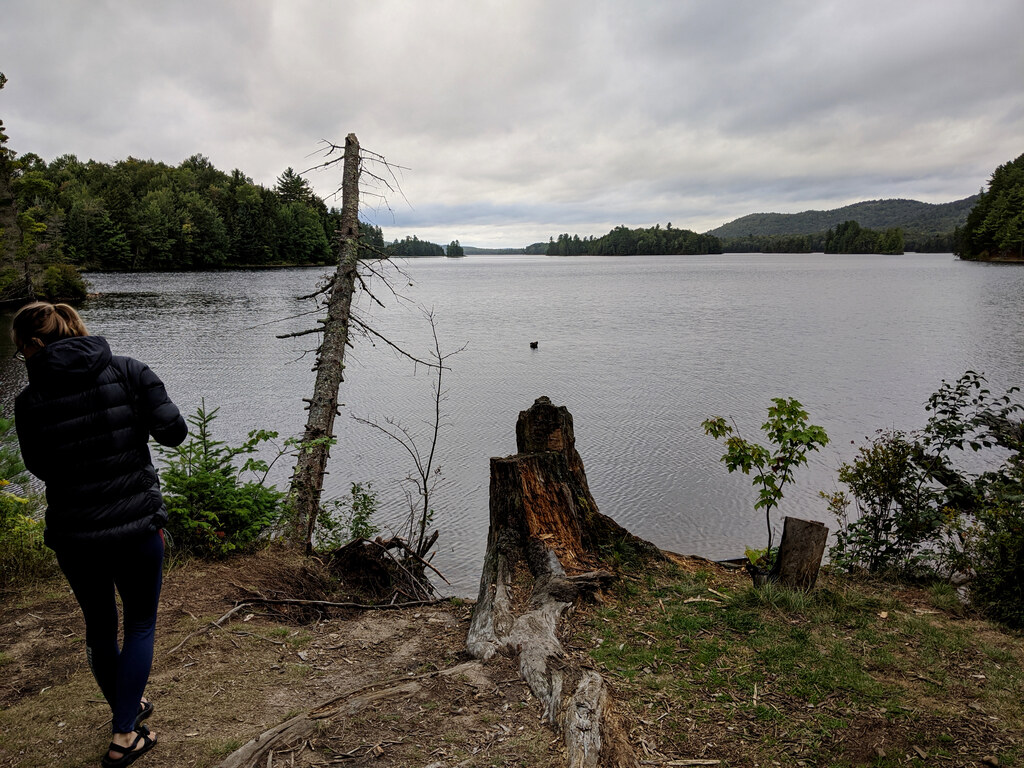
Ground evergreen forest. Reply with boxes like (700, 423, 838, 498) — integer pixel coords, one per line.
(956, 152, 1024, 261)
(0, 140, 395, 302)
(546, 224, 721, 256)
(823, 221, 905, 254)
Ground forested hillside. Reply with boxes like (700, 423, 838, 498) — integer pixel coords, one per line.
(708, 196, 977, 239)
(956, 153, 1024, 261)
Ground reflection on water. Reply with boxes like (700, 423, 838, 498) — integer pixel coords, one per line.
(3, 254, 1022, 594)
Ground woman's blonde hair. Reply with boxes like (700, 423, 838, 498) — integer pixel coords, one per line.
(11, 301, 89, 352)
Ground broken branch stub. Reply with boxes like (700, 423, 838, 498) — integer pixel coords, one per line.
(468, 396, 657, 768)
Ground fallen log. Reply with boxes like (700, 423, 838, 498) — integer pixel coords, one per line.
(468, 396, 661, 768)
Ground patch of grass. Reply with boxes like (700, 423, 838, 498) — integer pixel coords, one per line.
(928, 581, 966, 614)
(285, 630, 312, 648)
(582, 560, 1024, 767)
(283, 663, 311, 680)
(211, 738, 244, 758)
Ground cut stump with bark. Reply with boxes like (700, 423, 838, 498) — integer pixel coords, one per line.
(769, 516, 829, 591)
(468, 396, 661, 768)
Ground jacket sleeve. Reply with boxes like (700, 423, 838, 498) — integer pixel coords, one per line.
(128, 359, 188, 447)
(13, 394, 46, 480)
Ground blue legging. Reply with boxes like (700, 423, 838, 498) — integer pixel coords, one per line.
(55, 529, 164, 734)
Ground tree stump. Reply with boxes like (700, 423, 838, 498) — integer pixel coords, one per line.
(468, 396, 659, 768)
(769, 516, 829, 590)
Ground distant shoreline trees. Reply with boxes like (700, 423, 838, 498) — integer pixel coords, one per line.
(824, 221, 904, 255)
(956, 153, 1024, 262)
(0, 134, 474, 300)
(546, 223, 722, 256)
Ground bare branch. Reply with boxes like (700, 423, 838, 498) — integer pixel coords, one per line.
(354, 271, 387, 309)
(375, 535, 450, 584)
(276, 327, 323, 340)
(349, 316, 439, 368)
(352, 415, 425, 473)
(243, 307, 325, 331)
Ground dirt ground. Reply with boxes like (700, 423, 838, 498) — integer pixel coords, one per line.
(2, 548, 1021, 768)
(0, 548, 562, 768)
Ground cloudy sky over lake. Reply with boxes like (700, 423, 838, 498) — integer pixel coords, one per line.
(3, 1, 1022, 248)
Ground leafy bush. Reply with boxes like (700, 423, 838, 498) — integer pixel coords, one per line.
(316, 481, 381, 549)
(824, 430, 948, 576)
(967, 501, 1024, 628)
(0, 416, 55, 585)
(827, 372, 1024, 627)
(0, 266, 24, 301)
(40, 263, 88, 303)
(158, 403, 285, 559)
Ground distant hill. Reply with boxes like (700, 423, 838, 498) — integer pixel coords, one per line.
(706, 196, 978, 238)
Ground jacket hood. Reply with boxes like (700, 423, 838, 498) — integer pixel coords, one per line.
(25, 336, 112, 391)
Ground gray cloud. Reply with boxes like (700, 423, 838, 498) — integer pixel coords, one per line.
(2, 0, 1021, 246)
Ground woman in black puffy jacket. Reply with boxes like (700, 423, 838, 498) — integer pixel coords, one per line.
(13, 301, 186, 768)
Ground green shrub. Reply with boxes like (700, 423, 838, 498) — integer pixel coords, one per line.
(825, 430, 947, 576)
(158, 403, 285, 559)
(827, 371, 1024, 627)
(316, 481, 381, 549)
(0, 416, 56, 585)
(0, 492, 54, 585)
(40, 263, 88, 303)
(0, 266, 23, 301)
(968, 501, 1024, 628)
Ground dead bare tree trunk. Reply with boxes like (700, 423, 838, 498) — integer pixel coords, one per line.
(468, 396, 660, 768)
(289, 133, 361, 551)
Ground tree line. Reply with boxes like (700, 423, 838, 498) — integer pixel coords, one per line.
(1, 77, 472, 302)
(956, 152, 1024, 261)
(546, 223, 722, 256)
(720, 229, 952, 254)
(823, 221, 904, 254)
(0, 142, 392, 300)
(8, 148, 377, 272)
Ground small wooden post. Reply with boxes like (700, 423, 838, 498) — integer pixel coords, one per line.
(770, 516, 829, 591)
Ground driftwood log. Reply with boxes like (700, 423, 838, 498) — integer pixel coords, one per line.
(468, 396, 661, 768)
(769, 516, 829, 590)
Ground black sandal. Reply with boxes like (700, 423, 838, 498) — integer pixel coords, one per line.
(135, 699, 154, 728)
(101, 725, 156, 767)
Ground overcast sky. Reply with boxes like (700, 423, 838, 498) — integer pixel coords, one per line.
(3, 1, 1022, 248)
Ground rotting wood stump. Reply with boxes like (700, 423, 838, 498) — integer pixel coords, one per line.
(468, 396, 661, 768)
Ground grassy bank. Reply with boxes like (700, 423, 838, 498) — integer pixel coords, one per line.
(574, 557, 1023, 767)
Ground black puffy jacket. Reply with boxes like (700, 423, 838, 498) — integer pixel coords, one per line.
(14, 335, 187, 548)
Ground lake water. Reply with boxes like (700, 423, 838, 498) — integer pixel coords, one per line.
(2, 253, 1022, 594)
